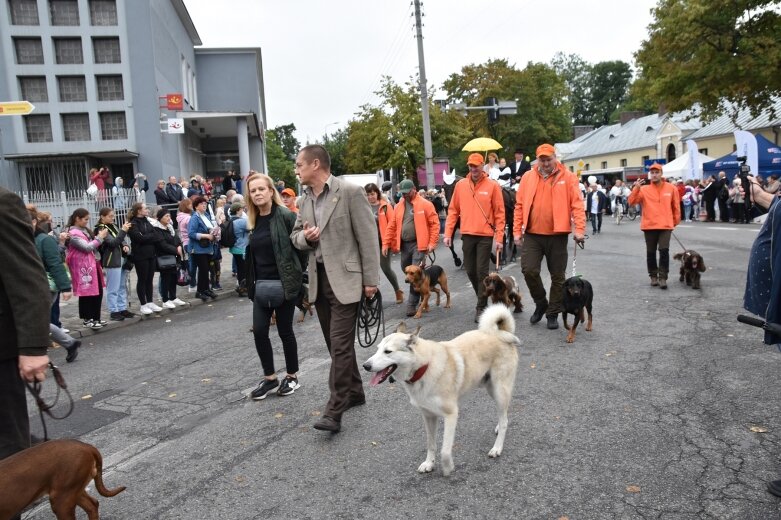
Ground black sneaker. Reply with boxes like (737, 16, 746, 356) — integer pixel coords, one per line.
(546, 314, 559, 330)
(110, 312, 125, 321)
(530, 302, 548, 324)
(250, 379, 279, 400)
(120, 310, 136, 318)
(277, 376, 300, 396)
(65, 339, 80, 363)
(82, 319, 93, 328)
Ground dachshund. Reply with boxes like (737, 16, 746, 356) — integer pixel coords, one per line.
(562, 276, 594, 344)
(673, 250, 706, 290)
(404, 264, 451, 319)
(482, 272, 523, 313)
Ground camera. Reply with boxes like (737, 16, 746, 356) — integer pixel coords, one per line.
(736, 155, 753, 210)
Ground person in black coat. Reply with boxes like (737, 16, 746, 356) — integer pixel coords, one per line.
(153, 208, 184, 308)
(508, 149, 531, 184)
(127, 202, 162, 314)
(222, 170, 237, 194)
(154, 179, 173, 206)
(700, 175, 720, 222)
(0, 187, 51, 481)
(585, 185, 608, 234)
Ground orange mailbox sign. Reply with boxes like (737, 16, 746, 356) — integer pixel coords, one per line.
(166, 94, 183, 111)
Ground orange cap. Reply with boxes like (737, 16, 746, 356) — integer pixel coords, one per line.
(281, 188, 296, 197)
(467, 153, 485, 166)
(648, 162, 663, 172)
(536, 144, 556, 158)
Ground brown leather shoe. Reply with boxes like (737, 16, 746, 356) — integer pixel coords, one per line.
(395, 289, 404, 304)
(650, 276, 659, 286)
(313, 415, 341, 432)
(347, 397, 366, 410)
(658, 278, 667, 289)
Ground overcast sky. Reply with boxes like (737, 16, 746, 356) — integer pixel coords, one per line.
(183, 0, 659, 146)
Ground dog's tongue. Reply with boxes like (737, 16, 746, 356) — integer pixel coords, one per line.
(370, 367, 390, 387)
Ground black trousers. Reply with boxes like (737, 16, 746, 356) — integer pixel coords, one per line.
(461, 234, 493, 309)
(643, 230, 671, 276)
(589, 213, 603, 233)
(718, 198, 729, 222)
(0, 358, 29, 460)
(520, 233, 569, 315)
(705, 197, 716, 221)
(253, 294, 298, 377)
(234, 254, 247, 287)
(314, 264, 363, 421)
(135, 257, 156, 305)
(193, 254, 211, 293)
(159, 270, 177, 301)
(78, 282, 103, 321)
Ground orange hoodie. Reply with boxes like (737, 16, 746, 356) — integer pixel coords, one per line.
(628, 181, 681, 230)
(444, 173, 506, 243)
(513, 163, 585, 237)
(383, 194, 440, 252)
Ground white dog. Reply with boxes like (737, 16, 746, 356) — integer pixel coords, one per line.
(362, 304, 520, 476)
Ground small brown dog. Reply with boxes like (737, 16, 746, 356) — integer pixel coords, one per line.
(0, 439, 125, 520)
(483, 272, 523, 313)
(404, 264, 451, 319)
(673, 250, 706, 289)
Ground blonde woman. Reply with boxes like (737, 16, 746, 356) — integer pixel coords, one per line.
(244, 173, 304, 399)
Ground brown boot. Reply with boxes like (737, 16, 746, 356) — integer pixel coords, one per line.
(650, 276, 659, 287)
(395, 289, 404, 304)
(658, 272, 668, 290)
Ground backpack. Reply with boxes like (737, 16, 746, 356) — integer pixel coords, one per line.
(219, 217, 237, 248)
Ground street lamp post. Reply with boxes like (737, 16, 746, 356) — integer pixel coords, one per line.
(323, 121, 340, 144)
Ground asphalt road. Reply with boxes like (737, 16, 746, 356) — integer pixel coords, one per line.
(24, 217, 781, 520)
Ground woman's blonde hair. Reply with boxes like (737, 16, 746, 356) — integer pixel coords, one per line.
(245, 173, 283, 230)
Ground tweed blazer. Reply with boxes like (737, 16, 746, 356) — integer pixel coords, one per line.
(291, 175, 380, 304)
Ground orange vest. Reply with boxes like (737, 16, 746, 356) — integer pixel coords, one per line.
(444, 173, 506, 242)
(383, 195, 440, 253)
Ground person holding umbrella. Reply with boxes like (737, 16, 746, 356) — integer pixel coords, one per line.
(444, 152, 505, 323)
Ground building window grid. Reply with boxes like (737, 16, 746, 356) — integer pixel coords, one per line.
(54, 38, 83, 64)
(96, 75, 123, 101)
(88, 0, 117, 25)
(58, 76, 87, 102)
(601, 161, 608, 169)
(9, 0, 39, 24)
(620, 159, 627, 167)
(99, 111, 127, 140)
(24, 114, 53, 143)
(62, 113, 91, 141)
(93, 37, 121, 64)
(19, 77, 49, 102)
(49, 0, 80, 26)
(14, 38, 44, 64)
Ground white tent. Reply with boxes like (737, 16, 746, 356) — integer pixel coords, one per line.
(662, 150, 715, 180)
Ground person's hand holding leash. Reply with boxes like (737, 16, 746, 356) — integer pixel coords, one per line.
(427, 244, 436, 254)
(19, 355, 49, 382)
(364, 285, 378, 298)
(61, 291, 72, 302)
(573, 232, 585, 244)
(443, 236, 452, 248)
(303, 221, 320, 242)
(381, 246, 389, 257)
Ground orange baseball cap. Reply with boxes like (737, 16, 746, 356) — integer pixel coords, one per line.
(536, 143, 556, 158)
(648, 162, 663, 171)
(467, 153, 485, 166)
(281, 188, 296, 197)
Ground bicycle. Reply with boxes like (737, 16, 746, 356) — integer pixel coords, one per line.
(626, 204, 638, 221)
(613, 197, 625, 224)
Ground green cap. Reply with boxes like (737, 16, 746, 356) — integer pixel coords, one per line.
(398, 179, 415, 194)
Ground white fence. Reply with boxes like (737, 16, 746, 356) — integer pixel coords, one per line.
(22, 188, 147, 229)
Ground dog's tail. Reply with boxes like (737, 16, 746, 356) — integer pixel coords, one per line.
(90, 445, 126, 497)
(479, 304, 520, 347)
(673, 252, 683, 261)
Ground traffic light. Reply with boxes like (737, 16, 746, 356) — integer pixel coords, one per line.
(486, 97, 498, 124)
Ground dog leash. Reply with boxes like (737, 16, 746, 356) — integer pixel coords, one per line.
(25, 363, 75, 441)
(671, 230, 688, 251)
(418, 251, 436, 269)
(571, 236, 587, 278)
(356, 291, 385, 348)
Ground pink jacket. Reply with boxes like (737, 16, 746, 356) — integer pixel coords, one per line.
(177, 212, 191, 246)
(65, 228, 104, 297)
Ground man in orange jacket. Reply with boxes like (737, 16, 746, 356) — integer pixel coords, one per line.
(513, 144, 586, 330)
(628, 163, 681, 289)
(383, 179, 440, 316)
(445, 153, 506, 322)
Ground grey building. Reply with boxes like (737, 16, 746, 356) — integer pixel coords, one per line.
(0, 0, 267, 193)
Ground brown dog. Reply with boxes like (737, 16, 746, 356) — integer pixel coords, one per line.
(673, 250, 706, 290)
(0, 439, 125, 520)
(483, 272, 523, 313)
(404, 264, 451, 319)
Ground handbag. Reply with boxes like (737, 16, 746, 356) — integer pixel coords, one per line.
(156, 254, 177, 271)
(254, 279, 285, 308)
(176, 264, 190, 286)
(86, 183, 99, 197)
(47, 273, 57, 292)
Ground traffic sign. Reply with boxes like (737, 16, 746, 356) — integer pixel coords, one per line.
(0, 101, 35, 116)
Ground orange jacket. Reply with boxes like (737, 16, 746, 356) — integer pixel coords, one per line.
(375, 199, 393, 242)
(444, 173, 506, 243)
(628, 181, 681, 230)
(513, 163, 585, 237)
(384, 194, 439, 252)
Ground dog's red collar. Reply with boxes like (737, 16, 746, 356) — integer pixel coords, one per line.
(405, 364, 429, 384)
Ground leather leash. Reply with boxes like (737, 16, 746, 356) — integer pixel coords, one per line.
(571, 235, 588, 278)
(25, 363, 74, 441)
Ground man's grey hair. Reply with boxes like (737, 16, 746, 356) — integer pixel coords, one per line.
(231, 194, 245, 204)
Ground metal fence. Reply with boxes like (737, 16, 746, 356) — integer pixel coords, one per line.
(22, 188, 147, 229)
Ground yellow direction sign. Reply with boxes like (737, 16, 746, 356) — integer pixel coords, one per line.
(0, 101, 36, 116)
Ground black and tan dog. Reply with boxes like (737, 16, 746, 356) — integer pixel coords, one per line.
(562, 276, 594, 343)
(673, 250, 706, 290)
(404, 264, 451, 319)
(483, 272, 523, 313)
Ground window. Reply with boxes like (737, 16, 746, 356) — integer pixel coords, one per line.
(24, 114, 53, 142)
(9, 0, 39, 24)
(642, 155, 650, 163)
(57, 76, 86, 102)
(49, 0, 79, 25)
(601, 161, 608, 169)
(62, 113, 90, 141)
(620, 158, 627, 167)
(96, 75, 123, 101)
(13, 38, 44, 64)
(93, 37, 120, 64)
(54, 38, 83, 64)
(99, 111, 127, 140)
(89, 0, 116, 25)
(585, 163, 590, 171)
(19, 77, 48, 102)
(699, 148, 708, 156)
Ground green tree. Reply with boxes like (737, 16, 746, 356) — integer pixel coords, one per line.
(265, 128, 296, 188)
(271, 123, 300, 160)
(633, 0, 781, 121)
(588, 60, 632, 125)
(551, 53, 592, 125)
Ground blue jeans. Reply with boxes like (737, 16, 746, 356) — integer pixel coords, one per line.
(188, 244, 197, 288)
(105, 267, 129, 312)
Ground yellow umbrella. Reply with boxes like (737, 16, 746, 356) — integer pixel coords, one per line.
(462, 137, 503, 152)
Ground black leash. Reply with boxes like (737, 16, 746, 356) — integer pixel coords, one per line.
(418, 251, 436, 269)
(25, 363, 74, 441)
(356, 291, 385, 348)
(671, 230, 688, 251)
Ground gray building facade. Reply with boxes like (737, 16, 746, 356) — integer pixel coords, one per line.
(0, 0, 267, 193)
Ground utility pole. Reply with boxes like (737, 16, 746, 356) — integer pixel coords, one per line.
(413, 0, 434, 188)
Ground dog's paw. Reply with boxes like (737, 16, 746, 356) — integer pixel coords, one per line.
(566, 335, 575, 343)
(417, 461, 435, 473)
(441, 454, 454, 476)
(585, 324, 592, 332)
(413, 314, 422, 320)
(488, 447, 502, 458)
